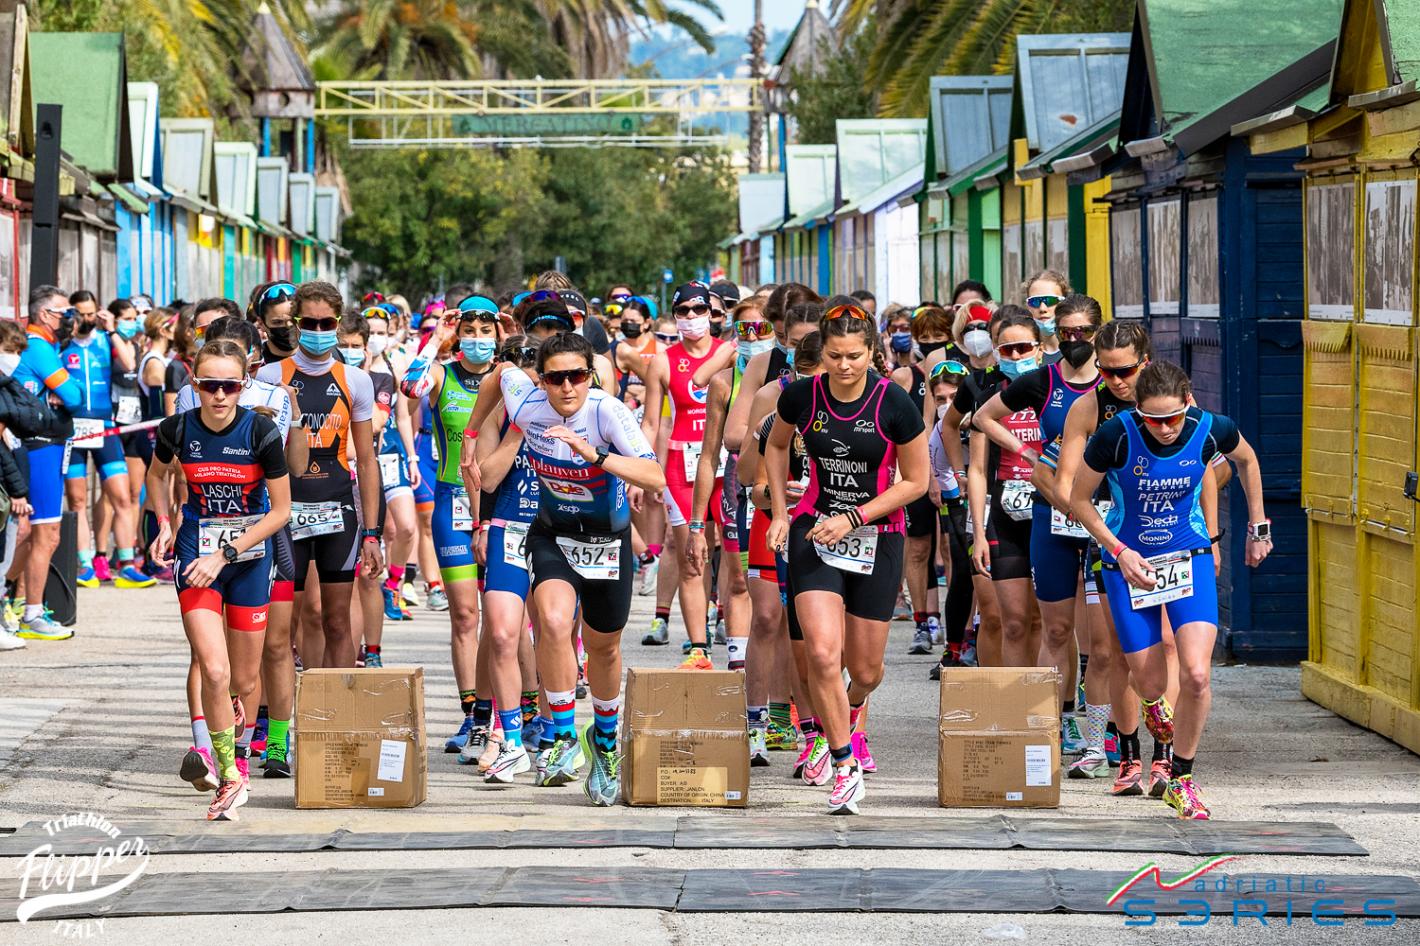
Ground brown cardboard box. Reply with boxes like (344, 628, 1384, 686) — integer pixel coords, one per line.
(938, 667, 1061, 808)
(295, 667, 427, 809)
(623, 668, 749, 807)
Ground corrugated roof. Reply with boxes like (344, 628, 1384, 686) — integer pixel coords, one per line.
(835, 118, 927, 206)
(784, 144, 836, 217)
(1016, 33, 1130, 153)
(1019, 112, 1121, 179)
(927, 76, 1012, 179)
(30, 32, 132, 179)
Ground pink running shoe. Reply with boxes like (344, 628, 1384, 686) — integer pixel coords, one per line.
(800, 735, 832, 786)
(207, 778, 248, 821)
(180, 746, 219, 792)
(235, 752, 251, 789)
(1141, 697, 1174, 745)
(827, 760, 865, 815)
(850, 731, 877, 774)
(92, 556, 113, 583)
(793, 739, 815, 780)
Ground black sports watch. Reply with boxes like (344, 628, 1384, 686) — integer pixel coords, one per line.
(594, 446, 610, 466)
(221, 543, 239, 563)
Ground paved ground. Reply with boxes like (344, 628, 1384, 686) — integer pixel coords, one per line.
(2, 582, 1419, 943)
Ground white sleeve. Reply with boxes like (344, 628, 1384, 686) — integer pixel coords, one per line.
(254, 362, 282, 387)
(175, 384, 197, 414)
(501, 366, 540, 425)
(596, 392, 656, 460)
(347, 367, 375, 423)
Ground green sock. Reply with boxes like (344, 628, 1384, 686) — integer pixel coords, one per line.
(769, 702, 792, 728)
(79, 549, 94, 569)
(116, 547, 135, 563)
(210, 726, 239, 781)
(266, 719, 290, 761)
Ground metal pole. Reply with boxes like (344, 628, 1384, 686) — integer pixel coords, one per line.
(30, 104, 61, 294)
(261, 117, 271, 157)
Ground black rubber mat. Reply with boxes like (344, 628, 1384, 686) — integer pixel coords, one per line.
(0, 815, 1368, 857)
(4, 868, 1417, 920)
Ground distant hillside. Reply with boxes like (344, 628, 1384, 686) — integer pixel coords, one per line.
(629, 27, 788, 139)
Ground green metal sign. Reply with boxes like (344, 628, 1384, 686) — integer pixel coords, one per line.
(452, 114, 644, 135)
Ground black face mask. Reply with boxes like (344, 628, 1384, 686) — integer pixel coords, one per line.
(75, 318, 97, 336)
(918, 339, 947, 358)
(709, 319, 726, 338)
(267, 324, 296, 351)
(620, 322, 644, 339)
(1061, 340, 1094, 369)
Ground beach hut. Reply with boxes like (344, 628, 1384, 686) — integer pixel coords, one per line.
(830, 119, 926, 299)
(214, 141, 262, 303)
(776, 144, 836, 292)
(733, 172, 785, 286)
(255, 156, 293, 282)
(0, 6, 31, 318)
(160, 117, 222, 300)
(288, 172, 316, 282)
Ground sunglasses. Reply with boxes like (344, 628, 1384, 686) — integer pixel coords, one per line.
(195, 378, 244, 395)
(501, 345, 539, 366)
(655, 332, 680, 345)
(1096, 359, 1146, 380)
(46, 306, 78, 319)
(1026, 295, 1063, 310)
(824, 304, 872, 322)
(361, 291, 385, 305)
(602, 303, 625, 317)
(930, 360, 970, 380)
(996, 341, 1038, 358)
(543, 368, 592, 387)
(300, 317, 339, 332)
(673, 303, 710, 317)
(734, 321, 775, 341)
(1138, 408, 1188, 428)
(263, 283, 297, 301)
(610, 293, 633, 303)
(1057, 325, 1097, 343)
(361, 306, 389, 320)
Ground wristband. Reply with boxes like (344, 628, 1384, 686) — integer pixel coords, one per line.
(360, 529, 381, 541)
(1110, 541, 1127, 559)
(157, 515, 171, 526)
(688, 520, 705, 533)
(463, 429, 478, 439)
(847, 508, 864, 528)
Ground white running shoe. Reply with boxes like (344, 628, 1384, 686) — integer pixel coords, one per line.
(636, 556, 658, 596)
(0, 629, 25, 651)
(827, 760, 865, 815)
(484, 742, 532, 784)
(749, 728, 770, 767)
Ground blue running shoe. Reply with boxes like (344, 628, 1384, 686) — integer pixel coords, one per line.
(522, 716, 544, 747)
(76, 566, 99, 589)
(580, 724, 620, 806)
(381, 585, 403, 621)
(114, 565, 157, 589)
(445, 715, 475, 753)
(538, 734, 581, 786)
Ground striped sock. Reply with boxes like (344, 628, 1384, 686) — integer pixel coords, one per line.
(591, 696, 621, 754)
(800, 715, 820, 737)
(210, 726, 238, 781)
(1085, 703, 1111, 751)
(769, 702, 792, 729)
(497, 707, 524, 749)
(191, 717, 213, 753)
(727, 637, 748, 671)
(547, 689, 576, 741)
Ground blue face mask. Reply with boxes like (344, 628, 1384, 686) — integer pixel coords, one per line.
(1035, 317, 1057, 337)
(116, 320, 141, 340)
(301, 329, 339, 356)
(776, 338, 791, 356)
(999, 355, 1040, 381)
(890, 331, 914, 354)
(737, 337, 776, 371)
(340, 346, 366, 367)
(461, 337, 497, 363)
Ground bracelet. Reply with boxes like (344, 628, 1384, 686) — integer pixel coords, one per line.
(463, 429, 478, 439)
(360, 529, 381, 540)
(1110, 541, 1128, 558)
(688, 520, 705, 533)
(157, 515, 171, 526)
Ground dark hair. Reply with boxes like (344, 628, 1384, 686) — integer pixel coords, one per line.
(784, 302, 823, 332)
(170, 309, 196, 360)
(951, 279, 991, 304)
(536, 330, 595, 373)
(195, 297, 242, 321)
(204, 317, 262, 357)
(294, 281, 344, 319)
(518, 296, 575, 331)
(764, 282, 820, 323)
(818, 308, 879, 350)
(1095, 319, 1152, 360)
(1054, 293, 1104, 327)
(248, 281, 292, 323)
(850, 289, 876, 304)
(991, 306, 1042, 342)
(620, 297, 655, 322)
(0, 319, 25, 349)
(29, 285, 63, 318)
(793, 330, 824, 370)
(192, 338, 249, 375)
(68, 290, 97, 306)
(108, 298, 136, 318)
(338, 312, 370, 342)
(444, 283, 477, 309)
(1135, 360, 1191, 403)
(823, 293, 859, 311)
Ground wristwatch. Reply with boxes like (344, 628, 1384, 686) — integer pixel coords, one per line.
(1247, 519, 1272, 543)
(221, 543, 239, 563)
(594, 446, 610, 466)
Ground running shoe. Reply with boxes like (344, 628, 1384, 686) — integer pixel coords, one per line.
(75, 566, 99, 589)
(800, 735, 832, 786)
(381, 585, 404, 621)
(364, 650, 383, 669)
(263, 754, 292, 779)
(0, 628, 24, 650)
(92, 556, 113, 583)
(426, 586, 450, 612)
(909, 624, 933, 655)
(1061, 716, 1087, 754)
(792, 739, 814, 779)
(400, 579, 422, 608)
(1141, 697, 1174, 745)
(827, 760, 865, 815)
(681, 637, 695, 655)
(1163, 774, 1210, 820)
(678, 647, 713, 671)
(641, 616, 669, 646)
(207, 778, 248, 821)
(892, 595, 911, 621)
(765, 721, 800, 752)
(1149, 748, 1173, 798)
(636, 555, 658, 596)
(749, 728, 770, 767)
(1104, 731, 1121, 765)
(1111, 759, 1144, 796)
(1067, 747, 1111, 779)
(1, 599, 21, 632)
(479, 729, 502, 771)
(958, 643, 978, 667)
(484, 741, 531, 784)
(522, 716, 544, 748)
(148, 564, 175, 584)
(580, 725, 621, 806)
(235, 751, 251, 789)
(714, 619, 726, 646)
(251, 720, 267, 756)
(538, 734, 581, 786)
(445, 715, 476, 753)
(115, 565, 157, 589)
(458, 726, 490, 766)
(850, 731, 877, 774)
(180, 746, 219, 792)
(927, 616, 943, 646)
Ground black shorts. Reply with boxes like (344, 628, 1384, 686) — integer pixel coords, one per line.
(290, 501, 360, 589)
(785, 514, 905, 624)
(273, 525, 296, 583)
(527, 525, 634, 634)
(985, 494, 1032, 583)
(904, 493, 937, 538)
(122, 429, 154, 463)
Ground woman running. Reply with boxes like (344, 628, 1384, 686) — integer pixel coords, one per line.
(1072, 360, 1271, 820)
(925, 356, 975, 677)
(147, 339, 292, 821)
(764, 303, 929, 814)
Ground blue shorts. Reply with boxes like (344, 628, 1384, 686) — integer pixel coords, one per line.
(1029, 501, 1088, 603)
(67, 428, 128, 481)
(380, 450, 413, 501)
(414, 432, 437, 508)
(484, 521, 532, 598)
(26, 443, 66, 524)
(174, 525, 275, 610)
(1101, 551, 1218, 653)
(432, 482, 476, 583)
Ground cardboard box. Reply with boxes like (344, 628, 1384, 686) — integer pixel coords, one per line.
(623, 668, 748, 807)
(938, 667, 1061, 808)
(295, 667, 427, 809)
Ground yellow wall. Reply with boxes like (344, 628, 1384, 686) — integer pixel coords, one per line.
(1084, 177, 1113, 318)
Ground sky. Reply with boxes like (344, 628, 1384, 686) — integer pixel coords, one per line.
(705, 0, 811, 37)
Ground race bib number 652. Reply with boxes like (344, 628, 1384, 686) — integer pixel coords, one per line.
(555, 535, 620, 580)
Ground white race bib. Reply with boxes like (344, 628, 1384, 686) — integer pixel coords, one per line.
(1128, 551, 1195, 611)
(115, 396, 141, 425)
(501, 522, 529, 571)
(1000, 479, 1033, 521)
(198, 514, 265, 562)
(555, 535, 621, 580)
(681, 442, 703, 480)
(71, 417, 105, 448)
(290, 501, 344, 541)
(451, 491, 474, 531)
(813, 523, 880, 575)
(378, 453, 403, 484)
(716, 446, 729, 478)
(1050, 506, 1089, 539)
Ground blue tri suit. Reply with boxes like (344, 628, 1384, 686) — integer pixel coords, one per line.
(14, 326, 82, 524)
(59, 329, 128, 482)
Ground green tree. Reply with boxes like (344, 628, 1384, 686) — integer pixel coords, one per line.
(784, 26, 878, 145)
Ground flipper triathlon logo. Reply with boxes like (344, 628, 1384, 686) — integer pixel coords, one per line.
(14, 812, 150, 933)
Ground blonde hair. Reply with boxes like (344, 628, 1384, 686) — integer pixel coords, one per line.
(534, 270, 575, 291)
(951, 300, 997, 343)
(1020, 269, 1071, 303)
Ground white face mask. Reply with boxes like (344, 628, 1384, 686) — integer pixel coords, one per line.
(676, 316, 709, 340)
(367, 334, 389, 356)
(962, 330, 993, 359)
(0, 352, 18, 376)
(936, 402, 949, 420)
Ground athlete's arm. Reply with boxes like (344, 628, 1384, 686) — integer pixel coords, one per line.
(967, 430, 991, 576)
(33, 347, 82, 410)
(638, 354, 666, 446)
(737, 382, 778, 488)
(762, 415, 794, 551)
(1223, 431, 1271, 567)
(455, 362, 513, 491)
(109, 332, 136, 374)
(475, 408, 522, 493)
(686, 372, 731, 575)
(597, 395, 666, 492)
(940, 401, 969, 478)
(725, 350, 772, 453)
(690, 343, 735, 388)
(398, 322, 450, 400)
(1053, 394, 1099, 511)
(974, 391, 1040, 464)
